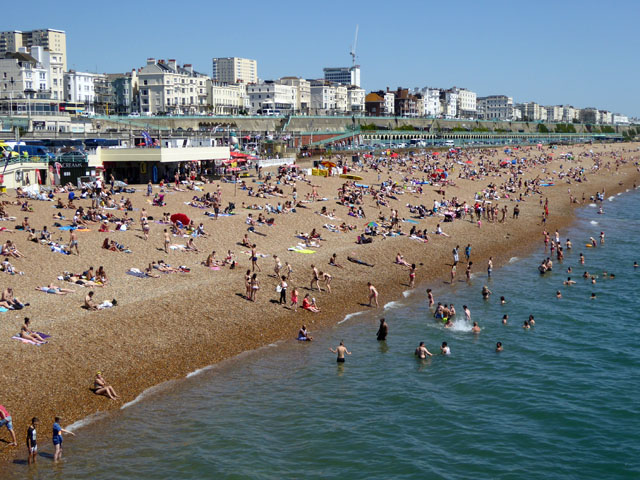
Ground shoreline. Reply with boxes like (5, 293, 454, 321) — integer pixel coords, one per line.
(1, 143, 639, 465)
(72, 177, 640, 432)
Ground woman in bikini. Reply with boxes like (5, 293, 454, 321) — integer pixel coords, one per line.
(20, 318, 46, 344)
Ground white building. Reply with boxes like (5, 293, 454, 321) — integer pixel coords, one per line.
(64, 70, 100, 109)
(277, 77, 310, 114)
(247, 81, 296, 113)
(323, 66, 360, 87)
(599, 110, 612, 124)
(545, 105, 563, 123)
(347, 85, 365, 113)
(138, 58, 209, 115)
(384, 91, 395, 116)
(212, 57, 257, 85)
(450, 87, 476, 118)
(310, 82, 338, 113)
(441, 91, 457, 118)
(562, 105, 579, 123)
(208, 82, 248, 115)
(477, 95, 515, 121)
(517, 102, 546, 121)
(612, 113, 629, 125)
(0, 50, 49, 99)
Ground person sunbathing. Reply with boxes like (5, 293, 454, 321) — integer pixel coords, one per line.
(20, 317, 46, 344)
(93, 372, 120, 400)
(395, 253, 411, 267)
(36, 284, 75, 295)
(203, 251, 218, 267)
(144, 264, 160, 278)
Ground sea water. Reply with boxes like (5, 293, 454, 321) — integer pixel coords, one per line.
(9, 192, 640, 479)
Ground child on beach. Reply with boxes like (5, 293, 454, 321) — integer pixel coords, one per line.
(52, 416, 75, 462)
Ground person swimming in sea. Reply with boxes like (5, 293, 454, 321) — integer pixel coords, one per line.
(496, 342, 503, 352)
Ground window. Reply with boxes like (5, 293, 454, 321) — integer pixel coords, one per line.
(143, 80, 148, 85)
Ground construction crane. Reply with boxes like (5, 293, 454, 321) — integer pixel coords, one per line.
(350, 25, 359, 68)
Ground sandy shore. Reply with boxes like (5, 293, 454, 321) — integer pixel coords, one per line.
(0, 142, 639, 462)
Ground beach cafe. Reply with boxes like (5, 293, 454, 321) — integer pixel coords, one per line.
(95, 145, 231, 184)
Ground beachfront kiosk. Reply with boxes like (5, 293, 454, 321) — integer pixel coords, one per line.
(96, 146, 231, 184)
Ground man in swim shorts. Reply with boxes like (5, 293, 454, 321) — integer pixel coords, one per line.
(376, 318, 388, 341)
(329, 341, 351, 363)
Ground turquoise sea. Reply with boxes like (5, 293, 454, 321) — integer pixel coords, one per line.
(9, 190, 640, 479)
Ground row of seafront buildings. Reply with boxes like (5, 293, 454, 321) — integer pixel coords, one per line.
(0, 28, 632, 128)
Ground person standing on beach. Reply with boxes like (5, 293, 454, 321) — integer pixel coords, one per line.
(250, 273, 260, 301)
(163, 229, 170, 254)
(329, 341, 351, 363)
(290, 287, 299, 312)
(251, 245, 261, 272)
(310, 264, 320, 291)
(466, 262, 473, 281)
(52, 416, 75, 462)
(367, 282, 379, 308)
(69, 229, 79, 255)
(465, 244, 471, 263)
(26, 417, 38, 464)
(278, 276, 288, 304)
(452, 246, 459, 266)
(376, 318, 388, 341)
(487, 257, 493, 278)
(409, 264, 416, 288)
(0, 404, 17, 446)
(450, 263, 457, 283)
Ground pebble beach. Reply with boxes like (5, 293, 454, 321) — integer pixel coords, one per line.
(1, 141, 639, 465)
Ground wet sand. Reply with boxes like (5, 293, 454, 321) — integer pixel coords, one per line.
(0, 142, 638, 462)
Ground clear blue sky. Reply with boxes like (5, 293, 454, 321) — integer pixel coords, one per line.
(3, 0, 639, 116)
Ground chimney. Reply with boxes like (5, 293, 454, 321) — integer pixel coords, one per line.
(168, 59, 177, 70)
(158, 59, 165, 65)
(184, 64, 193, 73)
(146, 58, 156, 65)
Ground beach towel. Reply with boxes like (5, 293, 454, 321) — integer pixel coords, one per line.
(58, 226, 76, 231)
(0, 307, 8, 312)
(126, 268, 148, 278)
(402, 219, 419, 224)
(347, 256, 374, 267)
(12, 332, 51, 345)
(169, 244, 187, 251)
(288, 246, 316, 254)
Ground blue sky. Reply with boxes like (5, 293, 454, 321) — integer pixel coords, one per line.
(3, 0, 639, 116)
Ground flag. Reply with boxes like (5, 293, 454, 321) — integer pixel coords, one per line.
(142, 131, 153, 147)
(54, 162, 62, 178)
(36, 169, 42, 184)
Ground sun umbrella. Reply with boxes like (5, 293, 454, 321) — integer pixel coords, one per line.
(170, 213, 190, 225)
(367, 221, 379, 228)
(466, 160, 473, 164)
(321, 160, 336, 168)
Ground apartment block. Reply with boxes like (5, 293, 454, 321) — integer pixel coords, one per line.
(212, 57, 257, 85)
(0, 29, 67, 70)
(323, 66, 360, 87)
(477, 95, 514, 121)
